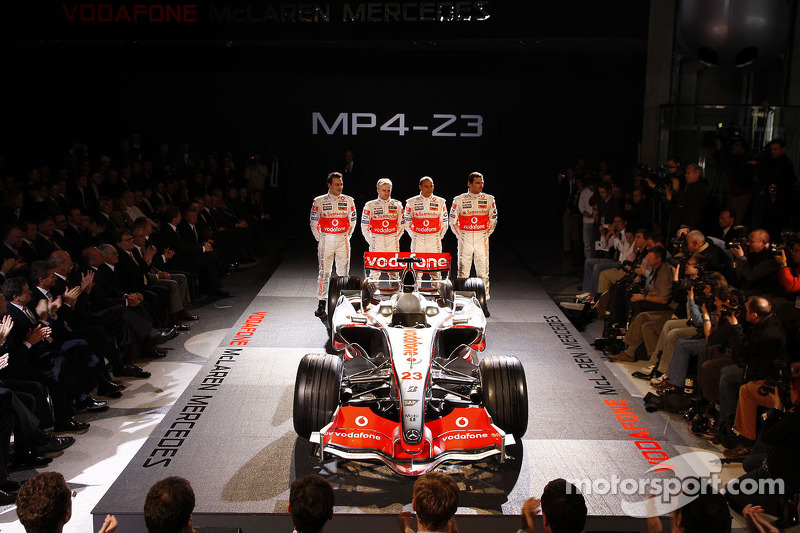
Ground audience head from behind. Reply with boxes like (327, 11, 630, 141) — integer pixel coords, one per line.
(538, 478, 587, 533)
(671, 491, 731, 533)
(144, 476, 196, 533)
(288, 474, 334, 533)
(411, 472, 459, 532)
(15, 472, 72, 533)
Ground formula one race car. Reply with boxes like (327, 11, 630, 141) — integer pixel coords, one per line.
(293, 252, 528, 476)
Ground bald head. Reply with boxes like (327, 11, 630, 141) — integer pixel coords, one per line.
(747, 296, 771, 321)
(686, 230, 706, 252)
(747, 230, 769, 253)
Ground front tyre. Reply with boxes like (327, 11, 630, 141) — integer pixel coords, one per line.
(293, 353, 343, 439)
(479, 355, 528, 438)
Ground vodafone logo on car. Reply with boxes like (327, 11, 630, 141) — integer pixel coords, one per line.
(333, 431, 382, 441)
(441, 433, 488, 442)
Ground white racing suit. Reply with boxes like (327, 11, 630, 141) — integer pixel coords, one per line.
(361, 197, 404, 281)
(450, 192, 497, 299)
(310, 193, 357, 299)
(404, 194, 448, 253)
(361, 197, 404, 252)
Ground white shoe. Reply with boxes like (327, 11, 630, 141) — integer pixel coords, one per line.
(650, 374, 666, 386)
(560, 302, 586, 311)
(640, 365, 655, 374)
(576, 292, 591, 300)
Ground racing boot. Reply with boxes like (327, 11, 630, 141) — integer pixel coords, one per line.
(314, 300, 326, 317)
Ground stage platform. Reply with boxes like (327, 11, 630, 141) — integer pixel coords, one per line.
(93, 245, 698, 532)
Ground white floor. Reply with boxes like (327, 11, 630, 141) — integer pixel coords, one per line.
(0, 329, 229, 533)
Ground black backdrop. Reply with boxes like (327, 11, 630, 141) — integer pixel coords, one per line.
(2, 3, 648, 241)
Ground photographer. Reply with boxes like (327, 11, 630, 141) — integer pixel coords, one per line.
(653, 284, 737, 394)
(731, 230, 781, 296)
(608, 246, 676, 362)
(684, 229, 734, 284)
(633, 260, 727, 380)
(582, 215, 631, 296)
(712, 136, 754, 227)
(665, 164, 707, 239)
(713, 297, 787, 459)
(772, 238, 800, 330)
(725, 365, 800, 517)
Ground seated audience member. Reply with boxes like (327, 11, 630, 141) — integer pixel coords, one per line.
(144, 476, 196, 533)
(289, 474, 335, 533)
(731, 230, 781, 296)
(155, 206, 228, 298)
(773, 238, 800, 329)
(596, 229, 648, 295)
(2, 277, 96, 432)
(654, 284, 737, 394)
(608, 246, 675, 362)
(710, 297, 787, 458)
(646, 491, 731, 533)
(519, 478, 587, 533)
(685, 230, 734, 283)
(2, 225, 30, 278)
(128, 226, 196, 326)
(581, 215, 631, 297)
(725, 368, 800, 518)
(397, 472, 459, 533)
(632, 268, 727, 380)
(16, 471, 119, 533)
(713, 208, 744, 243)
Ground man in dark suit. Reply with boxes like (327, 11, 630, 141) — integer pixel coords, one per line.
(1, 277, 92, 432)
(156, 206, 228, 297)
(111, 231, 171, 327)
(33, 216, 65, 261)
(28, 260, 126, 398)
(51, 250, 155, 378)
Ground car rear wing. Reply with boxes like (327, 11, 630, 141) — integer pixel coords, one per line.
(364, 252, 451, 273)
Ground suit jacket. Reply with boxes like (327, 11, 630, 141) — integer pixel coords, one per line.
(3, 304, 54, 374)
(33, 234, 62, 260)
(115, 248, 150, 293)
(177, 221, 201, 246)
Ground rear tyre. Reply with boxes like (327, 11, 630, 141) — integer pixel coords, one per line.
(454, 277, 488, 315)
(479, 355, 528, 438)
(293, 353, 343, 439)
(327, 275, 362, 328)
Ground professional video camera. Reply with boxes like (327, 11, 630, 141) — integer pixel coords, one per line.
(767, 230, 797, 255)
(638, 163, 676, 192)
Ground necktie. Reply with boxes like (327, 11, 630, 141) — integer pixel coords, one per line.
(23, 306, 38, 325)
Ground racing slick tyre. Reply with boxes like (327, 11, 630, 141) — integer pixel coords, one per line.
(327, 275, 362, 328)
(454, 277, 488, 315)
(479, 355, 528, 438)
(293, 353, 343, 440)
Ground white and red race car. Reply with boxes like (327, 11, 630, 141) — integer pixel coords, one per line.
(293, 252, 528, 476)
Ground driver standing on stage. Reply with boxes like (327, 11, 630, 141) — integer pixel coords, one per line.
(404, 176, 449, 254)
(450, 171, 498, 301)
(310, 172, 357, 317)
(361, 178, 404, 252)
